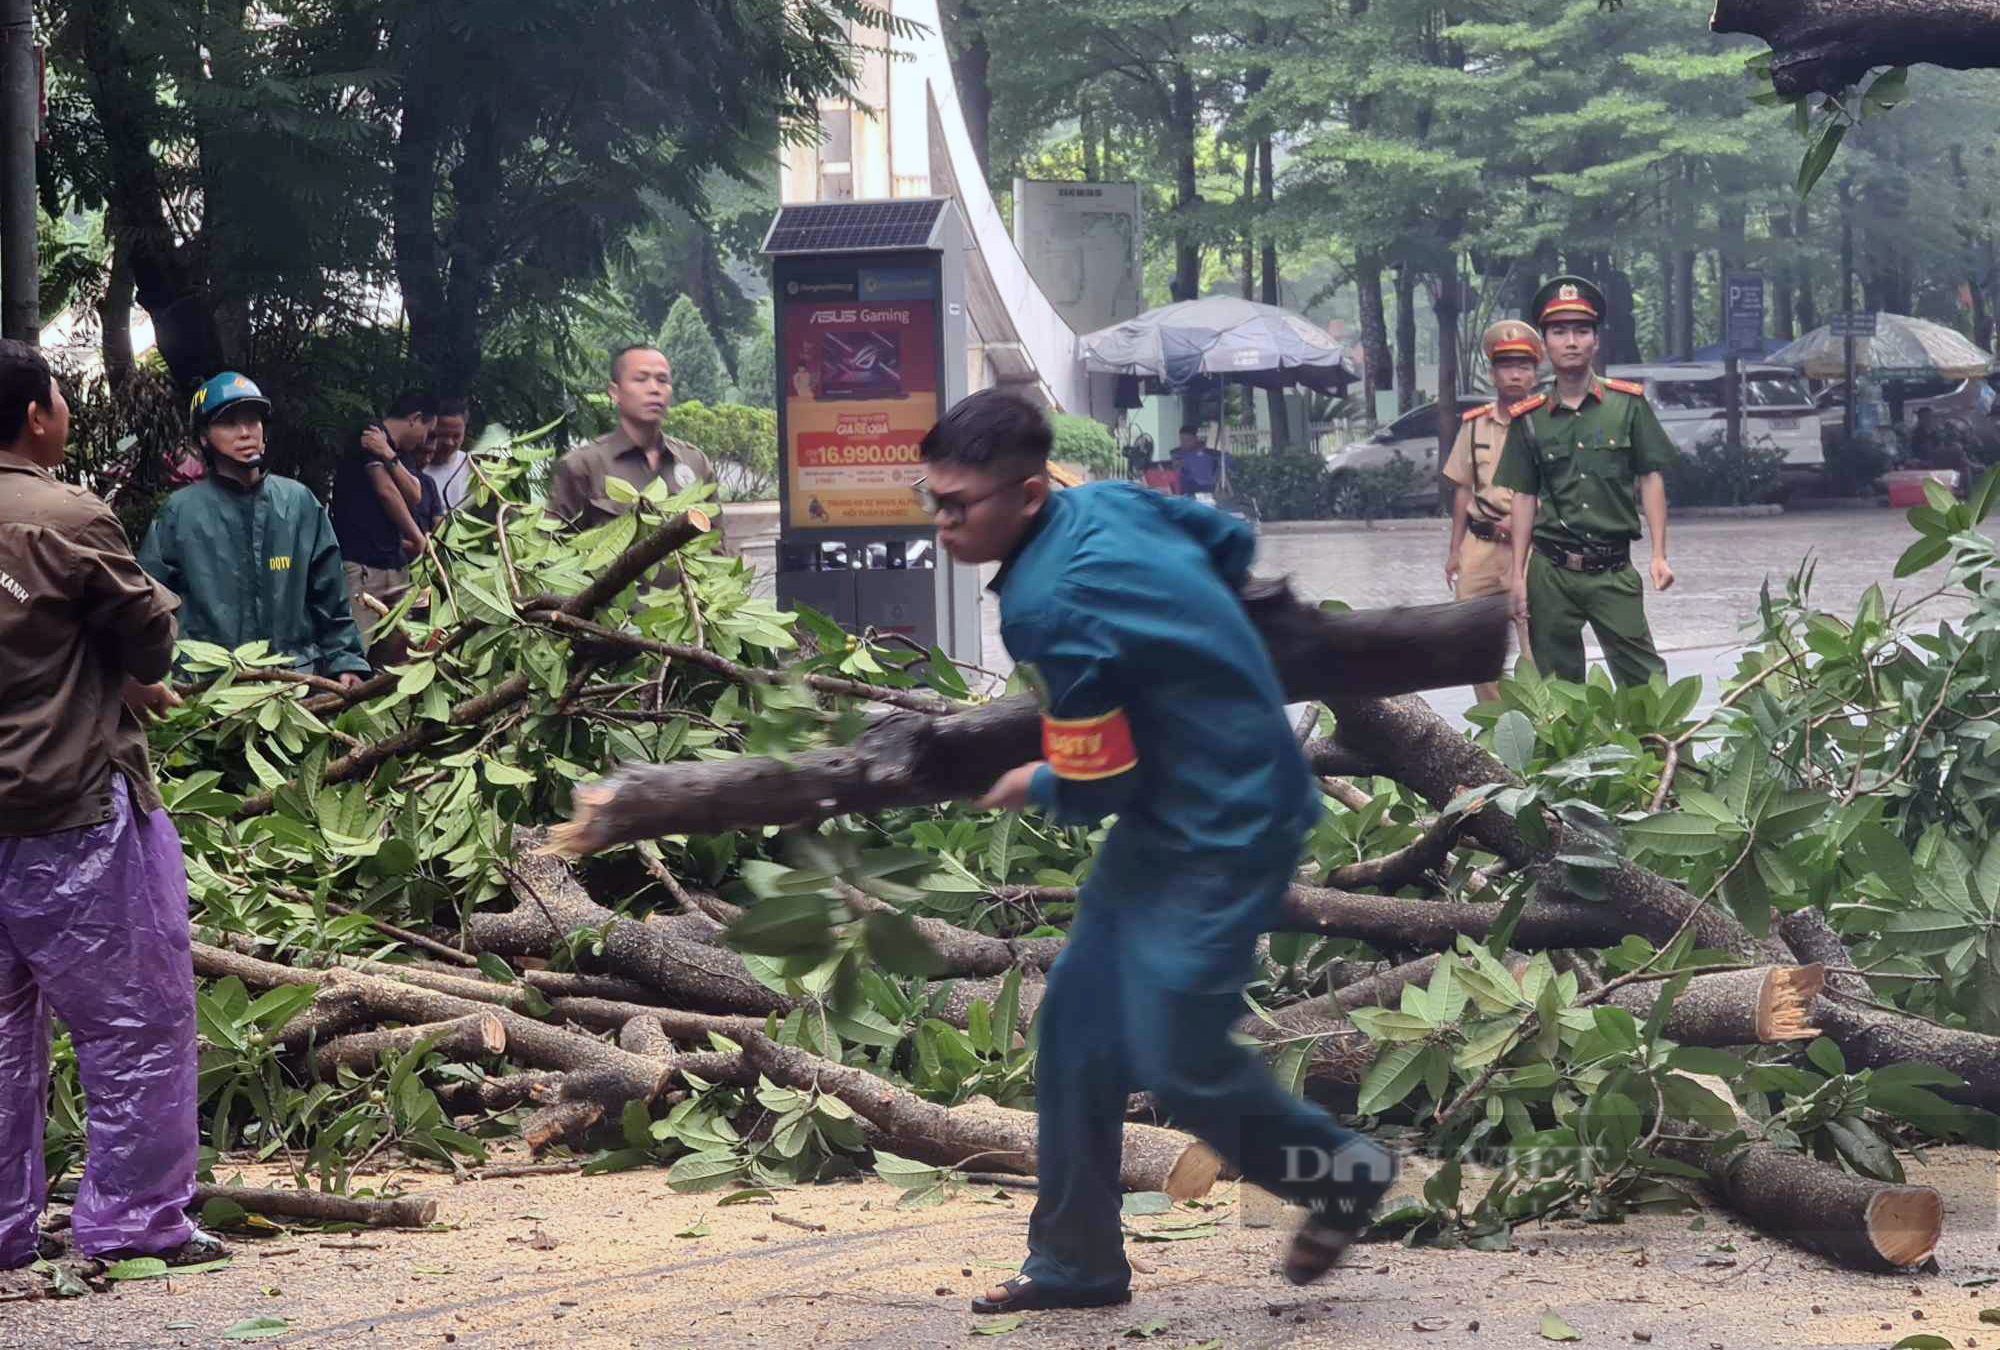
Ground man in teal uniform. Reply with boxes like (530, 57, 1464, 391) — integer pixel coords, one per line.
(1494, 275, 1676, 686)
(138, 373, 371, 685)
(917, 391, 1394, 1316)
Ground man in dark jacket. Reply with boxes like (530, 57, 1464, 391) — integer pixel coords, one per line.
(138, 373, 369, 685)
(919, 392, 1394, 1316)
(0, 339, 228, 1275)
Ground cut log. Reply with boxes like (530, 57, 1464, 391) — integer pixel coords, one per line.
(742, 1031, 1221, 1198)
(1319, 817, 1460, 891)
(194, 1183, 437, 1230)
(314, 1015, 507, 1078)
(1602, 966, 1824, 1045)
(543, 588, 1509, 855)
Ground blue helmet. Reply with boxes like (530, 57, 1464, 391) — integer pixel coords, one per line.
(190, 372, 272, 427)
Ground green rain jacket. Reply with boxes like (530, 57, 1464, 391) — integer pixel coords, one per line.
(137, 474, 370, 678)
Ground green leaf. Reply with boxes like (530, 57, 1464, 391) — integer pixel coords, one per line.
(1895, 535, 1952, 578)
(222, 1318, 292, 1342)
(1863, 65, 1909, 113)
(973, 1315, 1025, 1335)
(1624, 811, 1728, 857)
(1356, 1042, 1429, 1116)
(1666, 1047, 1748, 1078)
(861, 910, 949, 977)
(870, 1150, 943, 1188)
(1890, 1336, 1956, 1350)
(1493, 710, 1536, 773)
(1539, 1310, 1583, 1341)
(102, 1257, 170, 1281)
(1973, 465, 2000, 525)
(1121, 1191, 1174, 1216)
(1797, 120, 1847, 196)
(1591, 1006, 1640, 1054)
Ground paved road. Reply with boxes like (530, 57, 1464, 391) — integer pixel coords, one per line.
(740, 506, 1968, 719)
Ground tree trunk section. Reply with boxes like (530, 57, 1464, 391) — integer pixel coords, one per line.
(1170, 62, 1201, 303)
(1355, 257, 1389, 429)
(1601, 966, 1823, 1044)
(193, 1184, 438, 1230)
(1434, 269, 1462, 469)
(1712, 0, 2000, 96)
(1394, 264, 1419, 413)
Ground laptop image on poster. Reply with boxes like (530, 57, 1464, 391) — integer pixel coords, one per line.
(818, 331, 905, 401)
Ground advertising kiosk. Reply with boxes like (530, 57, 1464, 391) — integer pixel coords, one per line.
(761, 198, 982, 663)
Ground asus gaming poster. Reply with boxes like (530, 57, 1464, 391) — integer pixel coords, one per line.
(780, 265, 940, 530)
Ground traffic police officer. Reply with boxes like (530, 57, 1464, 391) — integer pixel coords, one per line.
(917, 391, 1393, 1317)
(1444, 318, 1544, 703)
(1494, 275, 1676, 687)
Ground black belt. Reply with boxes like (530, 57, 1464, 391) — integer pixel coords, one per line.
(1534, 538, 1631, 574)
(1466, 517, 1511, 544)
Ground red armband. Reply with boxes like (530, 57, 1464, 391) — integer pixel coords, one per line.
(1042, 709, 1138, 781)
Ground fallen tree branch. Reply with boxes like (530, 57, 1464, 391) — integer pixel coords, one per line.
(1319, 817, 1461, 892)
(313, 1015, 508, 1078)
(245, 511, 713, 816)
(1712, 0, 2000, 96)
(194, 1183, 437, 1230)
(743, 1030, 1222, 1198)
(1324, 695, 1783, 963)
(544, 588, 1510, 855)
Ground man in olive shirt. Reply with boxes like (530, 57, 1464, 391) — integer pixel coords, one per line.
(0, 340, 224, 1275)
(549, 345, 721, 540)
(1495, 276, 1676, 687)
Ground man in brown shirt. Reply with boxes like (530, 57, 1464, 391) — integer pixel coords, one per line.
(0, 340, 225, 1275)
(549, 345, 722, 542)
(1443, 318, 1543, 705)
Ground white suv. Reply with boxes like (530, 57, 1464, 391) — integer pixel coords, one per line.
(1606, 363, 1824, 467)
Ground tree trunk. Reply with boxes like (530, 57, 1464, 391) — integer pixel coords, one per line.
(1676, 248, 1697, 361)
(940, 1, 992, 178)
(391, 70, 447, 390)
(1240, 149, 1255, 302)
(72, 0, 227, 387)
(1604, 265, 1642, 365)
(99, 235, 135, 388)
(1433, 268, 1462, 464)
(1711, 0, 2000, 96)
(1258, 137, 1290, 450)
(1657, 243, 1677, 358)
(1356, 255, 1390, 428)
(1170, 61, 1201, 303)
(1394, 264, 1419, 413)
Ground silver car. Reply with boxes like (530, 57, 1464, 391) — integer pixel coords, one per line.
(1323, 396, 1490, 515)
(1606, 363, 1824, 467)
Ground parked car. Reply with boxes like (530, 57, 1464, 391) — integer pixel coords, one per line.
(1814, 374, 1985, 448)
(1324, 395, 1490, 515)
(1605, 363, 1824, 468)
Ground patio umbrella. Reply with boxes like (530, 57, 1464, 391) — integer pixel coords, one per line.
(1079, 295, 1355, 394)
(1768, 313, 1994, 382)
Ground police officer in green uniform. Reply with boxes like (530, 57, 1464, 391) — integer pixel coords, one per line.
(1494, 275, 1676, 686)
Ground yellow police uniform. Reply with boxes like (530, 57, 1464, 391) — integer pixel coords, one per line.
(1446, 319, 1544, 701)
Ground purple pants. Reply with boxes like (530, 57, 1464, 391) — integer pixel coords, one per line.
(0, 774, 197, 1265)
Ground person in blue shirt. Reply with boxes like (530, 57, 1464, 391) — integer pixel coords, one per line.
(916, 391, 1394, 1316)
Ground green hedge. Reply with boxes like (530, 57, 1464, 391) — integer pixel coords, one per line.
(1050, 413, 1122, 478)
(664, 400, 778, 501)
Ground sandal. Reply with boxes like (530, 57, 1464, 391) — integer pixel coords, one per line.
(1283, 1214, 1361, 1286)
(970, 1274, 1132, 1315)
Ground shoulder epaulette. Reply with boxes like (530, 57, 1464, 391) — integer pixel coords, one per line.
(1603, 377, 1646, 396)
(1508, 394, 1547, 418)
(1462, 403, 1497, 422)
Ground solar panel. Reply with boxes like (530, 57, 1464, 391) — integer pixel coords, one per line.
(763, 198, 949, 255)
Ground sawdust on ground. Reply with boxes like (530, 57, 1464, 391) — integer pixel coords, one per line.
(4, 1147, 1996, 1350)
